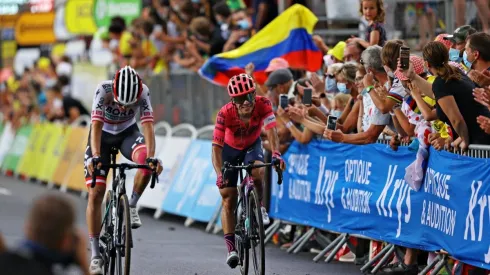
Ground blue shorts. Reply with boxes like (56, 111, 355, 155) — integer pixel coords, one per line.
(222, 138, 265, 188)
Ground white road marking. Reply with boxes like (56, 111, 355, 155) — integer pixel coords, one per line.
(0, 187, 12, 196)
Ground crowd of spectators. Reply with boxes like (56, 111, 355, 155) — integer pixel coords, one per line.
(101, 0, 304, 77)
(256, 15, 490, 273)
(0, 55, 88, 130)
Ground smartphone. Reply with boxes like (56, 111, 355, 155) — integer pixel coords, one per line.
(303, 88, 312, 106)
(400, 46, 410, 70)
(327, 115, 338, 130)
(279, 94, 288, 109)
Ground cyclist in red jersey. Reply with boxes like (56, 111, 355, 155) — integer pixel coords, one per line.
(211, 73, 285, 268)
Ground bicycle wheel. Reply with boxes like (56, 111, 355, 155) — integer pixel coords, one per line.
(103, 190, 116, 275)
(248, 189, 265, 275)
(116, 194, 132, 275)
(236, 202, 249, 275)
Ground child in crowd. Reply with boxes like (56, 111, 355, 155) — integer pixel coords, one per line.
(348, 0, 387, 47)
(331, 93, 351, 117)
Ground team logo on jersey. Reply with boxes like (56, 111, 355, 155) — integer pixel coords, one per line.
(105, 106, 135, 120)
(102, 84, 112, 93)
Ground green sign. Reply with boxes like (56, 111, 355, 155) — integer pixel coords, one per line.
(1, 124, 32, 173)
(93, 0, 142, 28)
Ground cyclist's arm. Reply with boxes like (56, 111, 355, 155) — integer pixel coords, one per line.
(140, 86, 155, 158)
(212, 109, 226, 175)
(90, 84, 107, 157)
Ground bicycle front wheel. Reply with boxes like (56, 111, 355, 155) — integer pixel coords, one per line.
(248, 189, 265, 275)
(116, 194, 132, 275)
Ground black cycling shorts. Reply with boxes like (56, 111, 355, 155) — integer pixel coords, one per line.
(221, 138, 265, 188)
(84, 124, 145, 186)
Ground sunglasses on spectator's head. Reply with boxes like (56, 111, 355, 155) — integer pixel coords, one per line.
(360, 58, 365, 66)
(232, 92, 255, 105)
(325, 74, 335, 79)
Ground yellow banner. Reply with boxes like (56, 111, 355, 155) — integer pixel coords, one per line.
(15, 12, 56, 46)
(54, 126, 87, 188)
(38, 124, 66, 182)
(0, 15, 19, 28)
(65, 127, 90, 192)
(65, 0, 97, 35)
(17, 123, 46, 178)
(2, 41, 17, 59)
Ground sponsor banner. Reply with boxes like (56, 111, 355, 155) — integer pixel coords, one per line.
(65, 127, 90, 191)
(93, 0, 141, 28)
(161, 139, 218, 222)
(15, 12, 56, 46)
(18, 123, 51, 178)
(54, 126, 87, 187)
(0, 122, 16, 167)
(0, 15, 19, 27)
(1, 125, 33, 172)
(270, 140, 490, 270)
(65, 0, 97, 35)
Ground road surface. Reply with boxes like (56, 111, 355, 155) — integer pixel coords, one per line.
(0, 175, 361, 275)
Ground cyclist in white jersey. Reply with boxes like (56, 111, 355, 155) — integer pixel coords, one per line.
(84, 66, 163, 274)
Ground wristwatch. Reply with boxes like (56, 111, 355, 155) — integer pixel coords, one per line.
(366, 85, 374, 93)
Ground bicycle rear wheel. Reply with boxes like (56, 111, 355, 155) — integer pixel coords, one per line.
(248, 189, 265, 275)
(116, 194, 132, 275)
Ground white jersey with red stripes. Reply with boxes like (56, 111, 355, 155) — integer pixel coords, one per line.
(91, 80, 154, 134)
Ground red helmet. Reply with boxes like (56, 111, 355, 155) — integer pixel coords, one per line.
(227, 73, 255, 97)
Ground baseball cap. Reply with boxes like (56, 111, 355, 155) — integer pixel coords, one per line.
(394, 55, 424, 81)
(443, 25, 476, 44)
(265, 69, 293, 87)
(265, 58, 289, 73)
(434, 33, 452, 50)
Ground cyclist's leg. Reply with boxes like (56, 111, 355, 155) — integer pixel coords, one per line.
(84, 129, 112, 273)
(220, 143, 241, 267)
(120, 125, 148, 228)
(243, 138, 269, 225)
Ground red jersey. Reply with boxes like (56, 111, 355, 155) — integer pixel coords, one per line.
(213, 96, 277, 150)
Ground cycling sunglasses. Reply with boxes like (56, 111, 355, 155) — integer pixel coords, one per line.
(232, 92, 255, 105)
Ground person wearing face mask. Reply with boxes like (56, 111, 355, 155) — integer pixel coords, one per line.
(324, 63, 343, 96)
(443, 25, 476, 67)
(335, 62, 360, 127)
(0, 194, 89, 275)
(222, 9, 252, 52)
(463, 32, 490, 73)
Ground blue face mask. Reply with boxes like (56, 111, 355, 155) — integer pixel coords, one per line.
(191, 0, 200, 3)
(330, 110, 342, 118)
(237, 19, 250, 30)
(463, 51, 473, 69)
(449, 48, 462, 62)
(336, 82, 351, 94)
(326, 77, 338, 92)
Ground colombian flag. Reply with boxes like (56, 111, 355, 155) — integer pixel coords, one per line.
(198, 4, 323, 86)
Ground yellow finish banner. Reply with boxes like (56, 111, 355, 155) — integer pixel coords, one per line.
(65, 0, 97, 35)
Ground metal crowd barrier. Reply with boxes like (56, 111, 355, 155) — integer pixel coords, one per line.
(142, 70, 228, 129)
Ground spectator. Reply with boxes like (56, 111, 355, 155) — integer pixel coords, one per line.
(443, 25, 477, 65)
(323, 41, 346, 65)
(0, 194, 89, 275)
(265, 68, 294, 108)
(464, 32, 490, 72)
(344, 42, 364, 63)
(405, 41, 490, 147)
(336, 62, 360, 126)
(348, 0, 387, 47)
(324, 63, 343, 95)
(45, 84, 89, 124)
(322, 46, 391, 144)
(222, 9, 253, 52)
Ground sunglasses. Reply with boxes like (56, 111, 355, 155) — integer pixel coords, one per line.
(325, 74, 335, 79)
(232, 92, 255, 105)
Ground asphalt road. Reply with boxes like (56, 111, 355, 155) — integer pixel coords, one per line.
(0, 175, 361, 275)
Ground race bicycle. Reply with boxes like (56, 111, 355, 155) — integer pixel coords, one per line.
(91, 147, 158, 275)
(222, 160, 282, 275)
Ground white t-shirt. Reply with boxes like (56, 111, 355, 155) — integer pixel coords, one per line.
(362, 93, 390, 132)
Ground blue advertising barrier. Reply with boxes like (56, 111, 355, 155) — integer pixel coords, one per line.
(270, 139, 490, 270)
(161, 139, 221, 222)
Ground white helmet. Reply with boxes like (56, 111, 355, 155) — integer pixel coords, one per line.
(112, 66, 142, 106)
